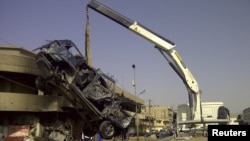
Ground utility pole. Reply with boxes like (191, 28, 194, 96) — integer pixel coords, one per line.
(148, 99, 151, 116)
(85, 7, 93, 67)
(132, 64, 139, 141)
(148, 99, 152, 132)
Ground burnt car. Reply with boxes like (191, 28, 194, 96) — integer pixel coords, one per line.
(34, 40, 134, 139)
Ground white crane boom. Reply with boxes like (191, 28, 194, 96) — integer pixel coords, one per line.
(87, 0, 202, 122)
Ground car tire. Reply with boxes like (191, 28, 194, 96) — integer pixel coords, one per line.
(99, 120, 115, 139)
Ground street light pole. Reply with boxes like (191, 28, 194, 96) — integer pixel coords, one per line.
(132, 64, 139, 141)
(148, 99, 152, 132)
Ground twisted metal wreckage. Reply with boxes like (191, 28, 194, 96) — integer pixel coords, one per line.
(34, 40, 137, 140)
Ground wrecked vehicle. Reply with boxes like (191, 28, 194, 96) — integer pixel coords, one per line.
(34, 40, 134, 139)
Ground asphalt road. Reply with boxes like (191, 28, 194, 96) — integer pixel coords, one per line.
(141, 135, 207, 141)
(104, 135, 207, 141)
(158, 136, 207, 141)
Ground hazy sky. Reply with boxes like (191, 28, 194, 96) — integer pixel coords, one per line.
(1, 0, 249, 114)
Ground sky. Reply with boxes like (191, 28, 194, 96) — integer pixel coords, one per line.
(0, 0, 249, 114)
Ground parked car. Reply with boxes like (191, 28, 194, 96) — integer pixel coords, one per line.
(170, 128, 176, 136)
(156, 129, 168, 138)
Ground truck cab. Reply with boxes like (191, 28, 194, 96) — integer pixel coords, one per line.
(176, 102, 230, 136)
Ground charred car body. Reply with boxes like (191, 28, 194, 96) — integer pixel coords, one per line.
(34, 40, 135, 139)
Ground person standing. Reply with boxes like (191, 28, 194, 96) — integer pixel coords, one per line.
(96, 133, 103, 141)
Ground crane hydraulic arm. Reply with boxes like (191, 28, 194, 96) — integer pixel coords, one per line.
(87, 0, 202, 122)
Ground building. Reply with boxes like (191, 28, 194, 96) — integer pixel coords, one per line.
(236, 107, 250, 125)
(140, 105, 173, 134)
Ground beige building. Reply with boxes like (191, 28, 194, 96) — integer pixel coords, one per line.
(141, 105, 173, 132)
(127, 104, 174, 136)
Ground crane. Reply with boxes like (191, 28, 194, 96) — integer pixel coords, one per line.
(87, 0, 203, 124)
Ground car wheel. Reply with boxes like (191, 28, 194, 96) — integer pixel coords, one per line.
(99, 121, 115, 139)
